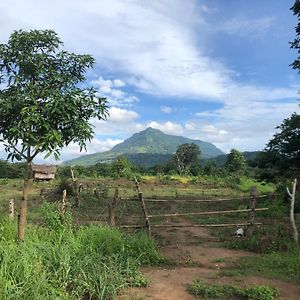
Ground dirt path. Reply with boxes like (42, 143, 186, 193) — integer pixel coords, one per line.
(120, 224, 300, 300)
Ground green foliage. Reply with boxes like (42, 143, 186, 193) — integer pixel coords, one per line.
(41, 202, 73, 231)
(112, 156, 133, 178)
(0, 160, 24, 178)
(264, 113, 300, 176)
(225, 149, 246, 174)
(238, 246, 300, 282)
(0, 220, 163, 299)
(190, 280, 278, 299)
(290, 0, 300, 72)
(174, 143, 201, 174)
(0, 29, 108, 162)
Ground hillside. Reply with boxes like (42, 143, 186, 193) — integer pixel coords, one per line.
(63, 127, 224, 167)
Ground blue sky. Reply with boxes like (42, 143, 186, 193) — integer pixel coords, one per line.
(0, 0, 299, 162)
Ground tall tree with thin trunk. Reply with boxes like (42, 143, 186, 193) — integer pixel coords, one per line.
(0, 30, 108, 240)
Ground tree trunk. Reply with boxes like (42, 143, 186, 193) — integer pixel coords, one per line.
(18, 161, 32, 241)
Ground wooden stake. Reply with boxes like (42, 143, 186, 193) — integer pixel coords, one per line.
(247, 186, 257, 236)
(71, 167, 80, 208)
(108, 187, 119, 226)
(287, 178, 298, 243)
(135, 178, 151, 237)
(60, 189, 67, 217)
(8, 198, 14, 221)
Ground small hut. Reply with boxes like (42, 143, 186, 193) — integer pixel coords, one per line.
(32, 165, 57, 181)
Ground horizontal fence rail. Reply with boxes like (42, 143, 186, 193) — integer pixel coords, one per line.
(147, 208, 269, 218)
(120, 222, 263, 228)
(122, 194, 272, 203)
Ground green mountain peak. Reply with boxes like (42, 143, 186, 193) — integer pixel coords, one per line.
(63, 128, 224, 167)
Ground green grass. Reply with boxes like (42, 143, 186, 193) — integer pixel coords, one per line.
(190, 280, 278, 299)
(236, 247, 300, 283)
(0, 212, 164, 300)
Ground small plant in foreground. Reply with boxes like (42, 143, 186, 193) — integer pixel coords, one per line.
(190, 280, 278, 299)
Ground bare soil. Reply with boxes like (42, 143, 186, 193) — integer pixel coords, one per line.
(119, 222, 300, 300)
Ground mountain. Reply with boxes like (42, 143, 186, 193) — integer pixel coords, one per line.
(63, 127, 225, 167)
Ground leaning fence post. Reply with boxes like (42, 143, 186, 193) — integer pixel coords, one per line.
(108, 187, 119, 227)
(8, 198, 14, 221)
(135, 178, 151, 237)
(287, 178, 298, 243)
(247, 186, 257, 236)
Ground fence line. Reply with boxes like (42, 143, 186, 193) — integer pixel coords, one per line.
(147, 208, 269, 218)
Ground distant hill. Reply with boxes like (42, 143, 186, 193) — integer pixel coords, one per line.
(63, 127, 224, 167)
(201, 151, 261, 167)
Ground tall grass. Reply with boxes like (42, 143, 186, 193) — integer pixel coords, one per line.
(0, 206, 164, 299)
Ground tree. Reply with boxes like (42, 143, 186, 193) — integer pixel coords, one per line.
(111, 156, 132, 178)
(225, 149, 246, 173)
(265, 113, 300, 174)
(291, 1, 300, 73)
(204, 159, 217, 176)
(0, 30, 108, 240)
(174, 143, 201, 175)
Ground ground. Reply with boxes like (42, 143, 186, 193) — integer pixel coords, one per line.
(120, 220, 300, 300)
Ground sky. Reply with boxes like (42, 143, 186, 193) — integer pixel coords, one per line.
(0, 0, 299, 163)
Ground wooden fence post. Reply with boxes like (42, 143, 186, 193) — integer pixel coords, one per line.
(247, 186, 257, 236)
(135, 178, 151, 237)
(71, 167, 80, 208)
(108, 187, 119, 227)
(61, 189, 67, 217)
(8, 199, 14, 221)
(287, 178, 298, 243)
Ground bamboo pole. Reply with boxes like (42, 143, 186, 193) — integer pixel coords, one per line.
(135, 178, 151, 236)
(148, 208, 268, 218)
(8, 198, 14, 221)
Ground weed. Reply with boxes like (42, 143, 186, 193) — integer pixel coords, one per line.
(190, 280, 278, 299)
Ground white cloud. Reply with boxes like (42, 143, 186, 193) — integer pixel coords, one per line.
(91, 76, 138, 107)
(107, 106, 139, 123)
(220, 16, 275, 38)
(160, 106, 173, 113)
(147, 121, 184, 135)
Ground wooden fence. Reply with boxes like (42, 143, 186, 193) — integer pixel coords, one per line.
(108, 179, 270, 237)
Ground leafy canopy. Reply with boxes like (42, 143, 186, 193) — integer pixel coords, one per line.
(291, 0, 300, 72)
(174, 143, 201, 174)
(0, 29, 108, 162)
(225, 149, 246, 173)
(265, 113, 300, 172)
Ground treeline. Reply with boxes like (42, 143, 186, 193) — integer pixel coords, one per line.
(0, 160, 25, 178)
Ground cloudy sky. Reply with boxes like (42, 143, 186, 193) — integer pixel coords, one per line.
(0, 0, 299, 162)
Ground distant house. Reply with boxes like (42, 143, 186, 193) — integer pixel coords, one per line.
(32, 165, 57, 181)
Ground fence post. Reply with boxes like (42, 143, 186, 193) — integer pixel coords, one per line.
(71, 167, 80, 208)
(248, 186, 257, 236)
(135, 178, 151, 237)
(287, 178, 298, 243)
(60, 189, 67, 217)
(108, 187, 119, 227)
(8, 199, 14, 221)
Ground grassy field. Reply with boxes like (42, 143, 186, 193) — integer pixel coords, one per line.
(1, 175, 299, 299)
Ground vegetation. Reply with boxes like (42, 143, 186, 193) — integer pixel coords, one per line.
(190, 280, 278, 300)
(0, 204, 163, 299)
(225, 149, 247, 174)
(0, 29, 108, 239)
